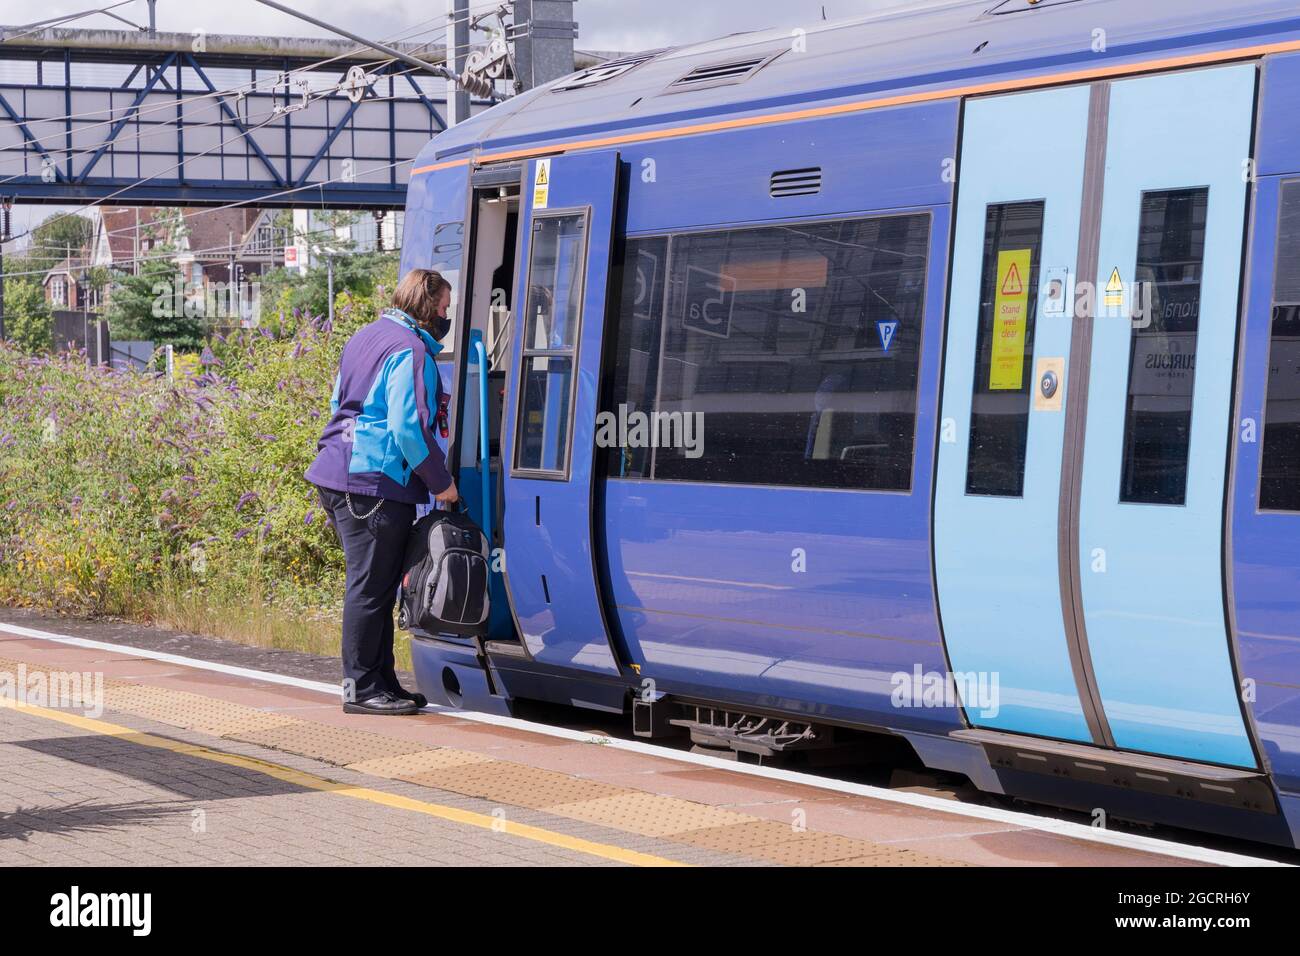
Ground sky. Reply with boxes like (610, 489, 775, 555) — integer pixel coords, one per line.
(10, 0, 914, 53)
(2, 0, 919, 238)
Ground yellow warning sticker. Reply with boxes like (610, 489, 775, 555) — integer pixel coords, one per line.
(533, 158, 551, 209)
(990, 248, 1032, 391)
(1104, 266, 1123, 308)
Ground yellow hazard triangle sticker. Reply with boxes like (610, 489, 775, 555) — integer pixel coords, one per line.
(533, 158, 551, 209)
(1104, 267, 1123, 307)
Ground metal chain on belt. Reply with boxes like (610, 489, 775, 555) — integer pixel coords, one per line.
(345, 492, 384, 520)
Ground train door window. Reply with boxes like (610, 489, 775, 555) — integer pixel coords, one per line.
(1261, 180, 1300, 511)
(513, 212, 587, 475)
(650, 212, 931, 490)
(601, 236, 669, 478)
(965, 201, 1044, 497)
(430, 221, 465, 357)
(1118, 187, 1209, 506)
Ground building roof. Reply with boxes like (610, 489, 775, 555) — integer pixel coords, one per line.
(93, 206, 268, 269)
(41, 257, 87, 284)
(97, 207, 164, 265)
(182, 208, 263, 260)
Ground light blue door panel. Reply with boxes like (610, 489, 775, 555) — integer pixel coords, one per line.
(935, 86, 1092, 741)
(1077, 66, 1257, 767)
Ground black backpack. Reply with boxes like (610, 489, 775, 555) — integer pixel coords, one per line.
(397, 505, 490, 637)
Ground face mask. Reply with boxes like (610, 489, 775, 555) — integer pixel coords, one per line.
(431, 316, 451, 341)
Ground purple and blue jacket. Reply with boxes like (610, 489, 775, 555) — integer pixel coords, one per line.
(306, 308, 452, 504)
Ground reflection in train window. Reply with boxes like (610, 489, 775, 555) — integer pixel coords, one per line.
(523, 215, 586, 350)
(430, 220, 464, 355)
(601, 237, 669, 478)
(965, 201, 1044, 498)
(1261, 180, 1300, 512)
(516, 356, 574, 472)
(602, 213, 931, 490)
(1119, 187, 1208, 506)
(513, 213, 587, 475)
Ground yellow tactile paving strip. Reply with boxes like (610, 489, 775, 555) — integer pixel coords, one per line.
(229, 720, 429, 766)
(0, 696, 684, 867)
(103, 682, 300, 738)
(548, 791, 756, 837)
(410, 761, 630, 809)
(346, 747, 493, 778)
(0, 656, 964, 866)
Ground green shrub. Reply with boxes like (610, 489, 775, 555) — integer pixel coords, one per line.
(0, 267, 405, 661)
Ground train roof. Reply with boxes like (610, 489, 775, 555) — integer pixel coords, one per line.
(416, 0, 1300, 167)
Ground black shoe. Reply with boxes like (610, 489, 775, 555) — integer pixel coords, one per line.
(343, 691, 418, 716)
(392, 686, 429, 709)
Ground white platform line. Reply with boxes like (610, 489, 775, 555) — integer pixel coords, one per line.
(0, 620, 1289, 868)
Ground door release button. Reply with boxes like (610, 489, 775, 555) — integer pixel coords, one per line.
(1033, 357, 1065, 411)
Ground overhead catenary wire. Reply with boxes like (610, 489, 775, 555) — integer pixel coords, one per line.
(0, 38, 471, 244)
(0, 21, 509, 186)
(0, 1, 141, 44)
(0, 52, 453, 185)
(0, 38, 511, 243)
(0, 0, 513, 164)
(0, 220, 401, 282)
(0, 54, 458, 252)
(0, 18, 462, 167)
(0, 5, 524, 252)
(2, 151, 417, 274)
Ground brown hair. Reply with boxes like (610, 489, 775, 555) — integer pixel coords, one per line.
(392, 269, 451, 327)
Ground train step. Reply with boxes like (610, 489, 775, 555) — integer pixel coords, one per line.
(951, 728, 1276, 813)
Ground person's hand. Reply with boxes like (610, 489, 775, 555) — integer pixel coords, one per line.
(434, 479, 459, 505)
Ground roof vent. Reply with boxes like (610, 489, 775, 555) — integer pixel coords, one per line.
(770, 167, 821, 198)
(665, 52, 783, 94)
(552, 50, 665, 91)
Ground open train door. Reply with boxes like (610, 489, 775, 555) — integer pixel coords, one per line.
(499, 151, 624, 676)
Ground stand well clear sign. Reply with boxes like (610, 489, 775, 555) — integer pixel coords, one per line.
(990, 248, 1031, 390)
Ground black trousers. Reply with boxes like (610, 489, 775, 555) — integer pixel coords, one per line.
(316, 486, 415, 702)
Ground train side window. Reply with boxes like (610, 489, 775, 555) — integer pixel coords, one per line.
(1261, 180, 1300, 512)
(649, 212, 931, 490)
(601, 236, 669, 478)
(1119, 187, 1209, 506)
(965, 201, 1044, 497)
(513, 213, 587, 475)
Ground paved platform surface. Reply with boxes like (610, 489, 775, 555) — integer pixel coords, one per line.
(0, 609, 1222, 867)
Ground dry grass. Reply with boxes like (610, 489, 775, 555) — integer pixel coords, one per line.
(142, 583, 413, 671)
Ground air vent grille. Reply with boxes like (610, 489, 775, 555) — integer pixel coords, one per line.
(770, 167, 822, 198)
(665, 52, 783, 94)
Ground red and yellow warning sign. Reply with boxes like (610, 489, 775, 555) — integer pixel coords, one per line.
(990, 248, 1031, 391)
(533, 158, 551, 209)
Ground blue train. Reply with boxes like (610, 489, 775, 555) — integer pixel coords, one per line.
(397, 0, 1300, 847)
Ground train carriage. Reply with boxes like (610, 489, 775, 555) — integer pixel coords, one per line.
(397, 0, 1300, 846)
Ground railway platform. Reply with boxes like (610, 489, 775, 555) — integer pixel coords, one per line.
(0, 609, 1282, 869)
